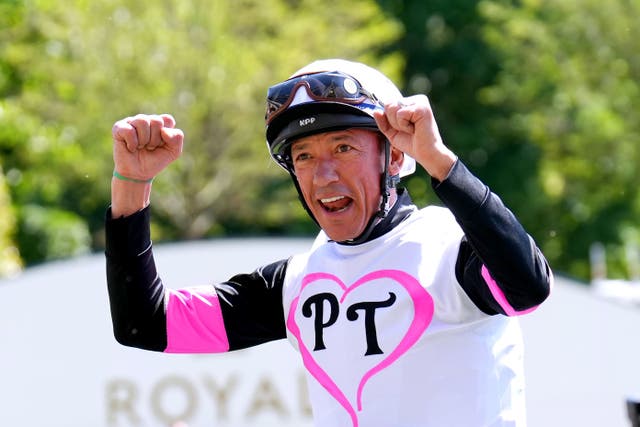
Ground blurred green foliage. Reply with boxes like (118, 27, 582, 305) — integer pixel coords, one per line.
(380, 0, 640, 280)
(0, 0, 403, 270)
(0, 166, 21, 276)
(1, 0, 639, 281)
(478, 0, 640, 279)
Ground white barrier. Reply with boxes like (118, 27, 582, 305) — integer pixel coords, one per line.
(0, 239, 314, 427)
(1, 238, 639, 426)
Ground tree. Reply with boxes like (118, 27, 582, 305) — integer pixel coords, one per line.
(376, 0, 548, 255)
(1, 0, 92, 266)
(479, 0, 640, 279)
(0, 166, 21, 277)
(379, 0, 640, 280)
(376, 0, 526, 205)
(1, 0, 403, 264)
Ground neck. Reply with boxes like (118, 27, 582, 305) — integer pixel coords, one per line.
(337, 188, 414, 245)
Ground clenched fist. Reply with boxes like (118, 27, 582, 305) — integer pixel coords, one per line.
(112, 113, 184, 182)
(373, 96, 456, 181)
(110, 113, 184, 218)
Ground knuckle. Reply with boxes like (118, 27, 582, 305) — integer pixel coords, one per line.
(129, 115, 151, 128)
(149, 114, 164, 124)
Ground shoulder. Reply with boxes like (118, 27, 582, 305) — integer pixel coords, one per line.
(417, 204, 456, 221)
(406, 205, 462, 237)
(310, 229, 330, 250)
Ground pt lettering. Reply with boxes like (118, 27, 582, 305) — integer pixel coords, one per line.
(302, 292, 397, 356)
(301, 293, 339, 351)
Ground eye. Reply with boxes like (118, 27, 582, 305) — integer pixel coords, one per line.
(294, 152, 311, 162)
(337, 144, 352, 153)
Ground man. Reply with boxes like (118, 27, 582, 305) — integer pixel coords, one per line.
(106, 59, 552, 426)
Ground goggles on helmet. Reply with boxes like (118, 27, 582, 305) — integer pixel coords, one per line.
(265, 71, 382, 125)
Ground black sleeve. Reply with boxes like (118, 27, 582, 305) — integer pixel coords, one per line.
(105, 205, 290, 352)
(433, 160, 552, 315)
(105, 206, 167, 351)
(214, 259, 289, 351)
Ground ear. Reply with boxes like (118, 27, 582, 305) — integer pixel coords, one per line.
(388, 146, 404, 177)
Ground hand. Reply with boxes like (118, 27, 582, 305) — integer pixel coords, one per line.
(110, 113, 184, 218)
(112, 113, 184, 181)
(373, 95, 456, 181)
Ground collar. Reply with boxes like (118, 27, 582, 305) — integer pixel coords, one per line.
(337, 188, 417, 245)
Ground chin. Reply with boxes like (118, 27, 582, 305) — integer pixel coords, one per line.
(323, 228, 362, 243)
(314, 211, 367, 242)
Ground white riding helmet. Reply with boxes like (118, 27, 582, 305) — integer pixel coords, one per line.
(265, 58, 416, 178)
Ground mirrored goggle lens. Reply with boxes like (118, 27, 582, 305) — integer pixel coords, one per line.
(265, 71, 376, 123)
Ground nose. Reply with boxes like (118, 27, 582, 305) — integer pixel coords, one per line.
(313, 158, 339, 187)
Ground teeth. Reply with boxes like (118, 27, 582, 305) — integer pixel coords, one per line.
(321, 196, 345, 203)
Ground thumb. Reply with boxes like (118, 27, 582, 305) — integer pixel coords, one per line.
(160, 127, 184, 146)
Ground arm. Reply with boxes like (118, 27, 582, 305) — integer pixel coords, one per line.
(105, 205, 290, 352)
(375, 96, 551, 315)
(106, 113, 289, 352)
(106, 113, 183, 350)
(433, 160, 551, 314)
(106, 206, 167, 350)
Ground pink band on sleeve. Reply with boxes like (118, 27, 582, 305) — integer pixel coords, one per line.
(165, 287, 230, 353)
(481, 265, 539, 317)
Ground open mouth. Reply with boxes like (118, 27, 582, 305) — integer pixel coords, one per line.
(319, 195, 353, 213)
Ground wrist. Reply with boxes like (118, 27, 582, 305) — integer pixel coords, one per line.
(113, 170, 154, 184)
(419, 149, 457, 182)
(110, 176, 152, 218)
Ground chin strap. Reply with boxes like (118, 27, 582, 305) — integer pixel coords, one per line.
(343, 138, 396, 245)
(376, 138, 399, 219)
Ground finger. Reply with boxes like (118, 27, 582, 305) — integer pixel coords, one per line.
(160, 127, 185, 157)
(161, 113, 176, 128)
(128, 115, 151, 149)
(402, 95, 438, 136)
(373, 109, 393, 137)
(395, 107, 416, 134)
(145, 115, 165, 151)
(389, 97, 426, 134)
(112, 120, 139, 153)
(381, 102, 405, 133)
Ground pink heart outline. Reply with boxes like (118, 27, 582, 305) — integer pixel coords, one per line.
(286, 269, 434, 427)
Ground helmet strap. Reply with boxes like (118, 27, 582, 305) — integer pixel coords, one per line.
(377, 138, 398, 219)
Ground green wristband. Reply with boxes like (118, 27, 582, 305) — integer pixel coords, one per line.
(113, 170, 154, 184)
